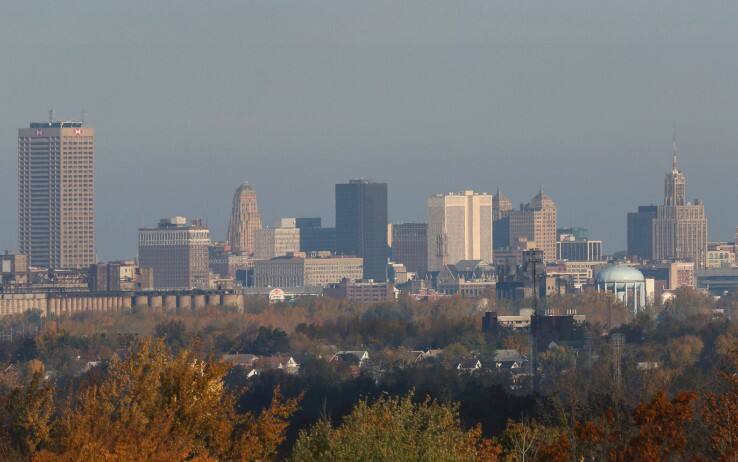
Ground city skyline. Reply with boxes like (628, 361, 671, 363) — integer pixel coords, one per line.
(2, 2, 738, 260)
(5, 126, 728, 264)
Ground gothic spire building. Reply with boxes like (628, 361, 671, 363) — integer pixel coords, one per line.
(226, 183, 262, 255)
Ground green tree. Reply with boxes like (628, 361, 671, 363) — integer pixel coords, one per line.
(291, 393, 499, 461)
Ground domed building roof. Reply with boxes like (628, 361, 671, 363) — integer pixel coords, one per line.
(528, 187, 556, 210)
(596, 265, 645, 283)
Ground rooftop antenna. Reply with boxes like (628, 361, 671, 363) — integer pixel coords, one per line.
(81, 110, 86, 124)
(672, 127, 679, 171)
(48, 108, 54, 124)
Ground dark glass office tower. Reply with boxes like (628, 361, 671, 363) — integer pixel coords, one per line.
(627, 205, 658, 261)
(335, 180, 388, 281)
(295, 217, 336, 253)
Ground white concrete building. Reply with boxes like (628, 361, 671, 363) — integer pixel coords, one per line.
(254, 221, 301, 260)
(427, 191, 492, 272)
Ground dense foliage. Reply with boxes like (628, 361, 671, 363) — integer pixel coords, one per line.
(0, 291, 736, 460)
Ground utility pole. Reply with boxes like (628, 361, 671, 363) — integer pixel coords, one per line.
(527, 251, 544, 393)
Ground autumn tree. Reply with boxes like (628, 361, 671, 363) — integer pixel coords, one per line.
(0, 370, 54, 461)
(551, 390, 697, 461)
(290, 392, 500, 461)
(702, 340, 738, 461)
(33, 338, 297, 462)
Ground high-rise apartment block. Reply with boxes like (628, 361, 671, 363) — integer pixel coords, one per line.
(254, 219, 301, 260)
(18, 118, 95, 268)
(652, 149, 708, 267)
(427, 191, 492, 272)
(335, 180, 388, 281)
(391, 223, 428, 275)
(138, 217, 210, 290)
(507, 190, 558, 262)
(227, 183, 262, 255)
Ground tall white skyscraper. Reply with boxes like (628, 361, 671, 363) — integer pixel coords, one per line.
(18, 118, 95, 269)
(427, 190, 492, 272)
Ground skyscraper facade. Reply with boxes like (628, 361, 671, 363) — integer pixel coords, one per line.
(427, 190, 493, 272)
(138, 217, 210, 290)
(254, 220, 301, 260)
(652, 149, 707, 267)
(507, 190, 558, 262)
(18, 119, 95, 269)
(492, 188, 513, 250)
(335, 180, 388, 281)
(627, 205, 658, 261)
(296, 217, 336, 253)
(226, 183, 262, 255)
(556, 238, 602, 262)
(391, 222, 428, 275)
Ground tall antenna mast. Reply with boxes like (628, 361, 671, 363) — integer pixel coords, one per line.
(672, 128, 679, 171)
(48, 108, 54, 124)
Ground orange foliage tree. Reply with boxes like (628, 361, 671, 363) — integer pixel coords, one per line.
(32, 339, 297, 462)
(702, 341, 738, 461)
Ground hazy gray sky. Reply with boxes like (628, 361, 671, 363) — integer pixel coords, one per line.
(2, 1, 737, 260)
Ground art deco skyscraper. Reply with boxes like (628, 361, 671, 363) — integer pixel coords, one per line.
(652, 144, 707, 267)
(427, 190, 493, 272)
(507, 189, 558, 262)
(226, 183, 262, 255)
(18, 118, 95, 269)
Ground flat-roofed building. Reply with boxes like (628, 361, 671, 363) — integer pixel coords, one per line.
(627, 205, 658, 261)
(391, 223, 427, 275)
(295, 218, 335, 253)
(556, 236, 602, 262)
(706, 249, 736, 269)
(138, 217, 210, 290)
(427, 191, 492, 272)
(254, 220, 301, 260)
(18, 119, 95, 269)
(253, 255, 363, 288)
(88, 260, 137, 292)
(324, 279, 396, 303)
(335, 180, 388, 281)
(668, 261, 695, 289)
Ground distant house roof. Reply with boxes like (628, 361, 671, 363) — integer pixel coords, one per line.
(331, 351, 370, 366)
(456, 359, 482, 370)
(636, 361, 660, 371)
(493, 349, 524, 363)
(221, 354, 259, 367)
(255, 355, 300, 373)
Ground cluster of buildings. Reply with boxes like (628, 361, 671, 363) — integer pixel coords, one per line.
(3, 115, 738, 318)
